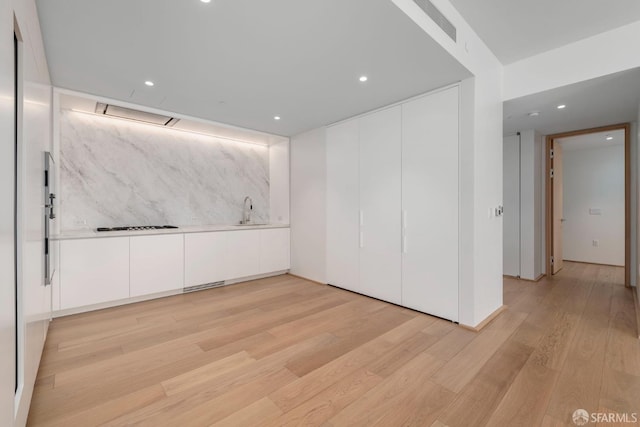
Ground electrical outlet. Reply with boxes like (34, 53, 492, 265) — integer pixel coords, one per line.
(592, 240, 599, 247)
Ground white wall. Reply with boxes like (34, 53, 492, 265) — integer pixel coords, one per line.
(631, 121, 637, 287)
(637, 110, 640, 304)
(562, 143, 625, 266)
(289, 128, 326, 283)
(461, 55, 504, 326)
(269, 140, 290, 224)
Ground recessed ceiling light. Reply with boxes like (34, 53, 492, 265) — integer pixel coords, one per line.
(274, 116, 281, 121)
(606, 136, 613, 140)
(144, 81, 154, 87)
(200, 0, 211, 3)
(359, 76, 368, 82)
(528, 111, 540, 117)
(557, 104, 566, 109)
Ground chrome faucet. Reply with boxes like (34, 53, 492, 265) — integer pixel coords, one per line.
(241, 196, 253, 224)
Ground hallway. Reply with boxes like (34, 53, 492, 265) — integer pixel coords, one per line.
(501, 261, 638, 425)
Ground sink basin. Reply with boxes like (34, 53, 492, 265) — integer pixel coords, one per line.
(233, 223, 267, 226)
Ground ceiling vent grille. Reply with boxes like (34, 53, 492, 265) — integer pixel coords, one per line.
(413, 0, 456, 42)
(95, 103, 179, 127)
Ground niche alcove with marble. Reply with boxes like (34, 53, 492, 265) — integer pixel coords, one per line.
(54, 91, 290, 233)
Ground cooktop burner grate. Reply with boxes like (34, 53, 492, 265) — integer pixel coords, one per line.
(96, 225, 179, 232)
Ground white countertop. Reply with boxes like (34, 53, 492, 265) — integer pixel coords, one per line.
(51, 223, 290, 240)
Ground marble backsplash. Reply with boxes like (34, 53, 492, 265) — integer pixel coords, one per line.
(59, 110, 269, 231)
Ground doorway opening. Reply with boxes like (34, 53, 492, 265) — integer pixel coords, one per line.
(545, 123, 630, 287)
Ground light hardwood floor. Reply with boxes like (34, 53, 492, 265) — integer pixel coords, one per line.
(28, 261, 640, 426)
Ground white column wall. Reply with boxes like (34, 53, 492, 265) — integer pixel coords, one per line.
(269, 140, 290, 224)
(503, 135, 520, 277)
(504, 130, 545, 281)
(519, 130, 544, 280)
(289, 128, 326, 283)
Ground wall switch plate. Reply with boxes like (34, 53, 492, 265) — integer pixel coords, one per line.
(592, 240, 599, 247)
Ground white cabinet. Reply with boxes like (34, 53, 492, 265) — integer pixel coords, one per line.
(57, 227, 289, 313)
(184, 232, 228, 287)
(324, 86, 460, 320)
(359, 106, 402, 304)
(225, 230, 260, 279)
(130, 234, 184, 297)
(326, 119, 360, 293)
(60, 237, 129, 309)
(401, 86, 459, 321)
(260, 228, 290, 273)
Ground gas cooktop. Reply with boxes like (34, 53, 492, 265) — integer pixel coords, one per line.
(96, 225, 179, 232)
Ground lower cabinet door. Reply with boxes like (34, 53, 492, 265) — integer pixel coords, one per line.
(60, 237, 129, 310)
(184, 232, 227, 287)
(130, 234, 184, 297)
(225, 230, 260, 280)
(259, 228, 290, 273)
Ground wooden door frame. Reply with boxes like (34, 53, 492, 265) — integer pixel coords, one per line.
(545, 123, 631, 287)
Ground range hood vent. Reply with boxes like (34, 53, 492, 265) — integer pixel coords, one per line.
(413, 0, 456, 42)
(95, 103, 180, 127)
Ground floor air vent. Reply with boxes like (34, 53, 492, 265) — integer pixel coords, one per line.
(95, 103, 180, 127)
(413, 0, 456, 42)
(183, 281, 226, 293)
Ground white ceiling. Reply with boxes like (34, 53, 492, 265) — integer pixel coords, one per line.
(503, 67, 640, 136)
(557, 129, 625, 151)
(36, 0, 471, 137)
(449, 0, 640, 64)
(58, 92, 288, 146)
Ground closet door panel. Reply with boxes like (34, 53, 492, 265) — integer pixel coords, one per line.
(326, 119, 360, 292)
(401, 87, 459, 321)
(359, 106, 402, 304)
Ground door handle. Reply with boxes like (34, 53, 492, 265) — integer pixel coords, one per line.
(402, 210, 407, 254)
(359, 211, 364, 248)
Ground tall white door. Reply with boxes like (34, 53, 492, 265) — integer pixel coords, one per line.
(401, 87, 459, 321)
(359, 106, 402, 304)
(326, 120, 360, 292)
